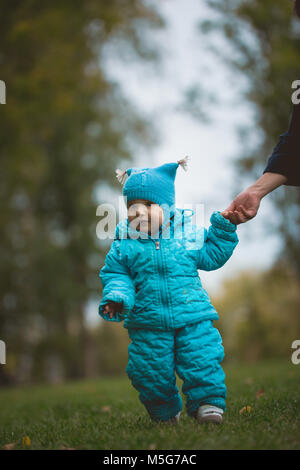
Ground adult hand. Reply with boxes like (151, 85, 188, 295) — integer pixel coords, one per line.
(222, 173, 288, 225)
(222, 189, 261, 225)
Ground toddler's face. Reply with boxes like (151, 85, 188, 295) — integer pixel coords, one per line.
(127, 199, 164, 235)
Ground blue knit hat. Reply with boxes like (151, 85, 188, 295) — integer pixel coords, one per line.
(116, 156, 189, 207)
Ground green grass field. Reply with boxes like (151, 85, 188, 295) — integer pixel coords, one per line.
(0, 359, 300, 450)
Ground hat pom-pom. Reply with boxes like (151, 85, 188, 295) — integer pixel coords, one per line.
(116, 168, 129, 185)
(177, 155, 189, 171)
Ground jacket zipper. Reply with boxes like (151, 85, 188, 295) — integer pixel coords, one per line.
(154, 239, 170, 329)
(136, 224, 175, 329)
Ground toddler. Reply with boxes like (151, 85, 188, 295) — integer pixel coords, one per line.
(99, 158, 238, 424)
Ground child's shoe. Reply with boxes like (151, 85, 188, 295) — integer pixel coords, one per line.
(167, 411, 181, 424)
(196, 405, 223, 424)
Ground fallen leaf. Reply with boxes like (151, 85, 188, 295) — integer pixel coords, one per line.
(3, 442, 16, 450)
(256, 389, 265, 399)
(239, 405, 252, 415)
(148, 443, 156, 450)
(22, 436, 31, 448)
(61, 446, 77, 450)
(101, 405, 111, 413)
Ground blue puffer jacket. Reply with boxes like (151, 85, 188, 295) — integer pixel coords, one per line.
(99, 209, 238, 330)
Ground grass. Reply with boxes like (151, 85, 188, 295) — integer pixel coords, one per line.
(0, 359, 300, 450)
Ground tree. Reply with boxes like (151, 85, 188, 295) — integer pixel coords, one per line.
(0, 0, 163, 384)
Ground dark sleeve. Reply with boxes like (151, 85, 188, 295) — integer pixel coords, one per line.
(263, 83, 300, 187)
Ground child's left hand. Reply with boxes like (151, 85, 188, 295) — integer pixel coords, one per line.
(102, 301, 123, 319)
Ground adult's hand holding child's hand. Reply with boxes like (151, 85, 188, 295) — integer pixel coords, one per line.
(220, 172, 288, 225)
(102, 301, 123, 319)
(221, 189, 261, 225)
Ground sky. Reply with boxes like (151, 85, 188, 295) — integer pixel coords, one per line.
(87, 0, 283, 326)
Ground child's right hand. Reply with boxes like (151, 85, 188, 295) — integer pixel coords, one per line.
(102, 301, 123, 319)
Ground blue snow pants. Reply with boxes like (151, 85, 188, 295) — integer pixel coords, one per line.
(126, 320, 226, 421)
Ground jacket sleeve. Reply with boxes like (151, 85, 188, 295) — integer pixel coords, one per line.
(99, 239, 135, 322)
(263, 89, 300, 186)
(197, 211, 238, 271)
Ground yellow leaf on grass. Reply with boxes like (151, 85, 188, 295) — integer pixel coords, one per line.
(22, 436, 31, 447)
(239, 405, 252, 415)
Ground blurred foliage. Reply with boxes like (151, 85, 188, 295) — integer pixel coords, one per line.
(201, 0, 300, 273)
(175, 84, 216, 123)
(214, 262, 300, 362)
(93, 321, 130, 376)
(0, 0, 163, 384)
